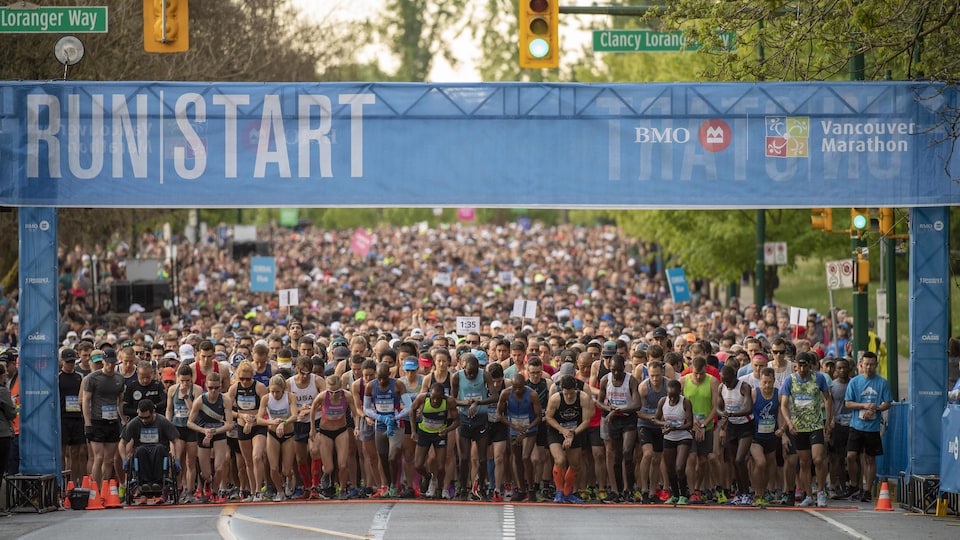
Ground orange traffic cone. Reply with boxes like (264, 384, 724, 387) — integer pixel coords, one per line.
(874, 481, 894, 511)
(81, 476, 91, 490)
(104, 479, 123, 508)
(87, 480, 105, 510)
(63, 480, 75, 508)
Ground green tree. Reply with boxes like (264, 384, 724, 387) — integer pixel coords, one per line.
(380, 0, 470, 81)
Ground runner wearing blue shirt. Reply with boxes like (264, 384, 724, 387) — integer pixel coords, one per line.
(843, 351, 892, 503)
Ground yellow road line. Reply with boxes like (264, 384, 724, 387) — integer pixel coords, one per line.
(218, 503, 368, 539)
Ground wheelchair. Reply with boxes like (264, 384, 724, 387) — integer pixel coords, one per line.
(124, 444, 180, 505)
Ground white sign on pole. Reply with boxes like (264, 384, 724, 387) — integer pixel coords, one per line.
(511, 298, 538, 319)
(763, 242, 788, 265)
(499, 271, 514, 285)
(434, 272, 451, 287)
(279, 288, 299, 307)
(789, 306, 809, 327)
(825, 259, 854, 290)
(456, 316, 481, 335)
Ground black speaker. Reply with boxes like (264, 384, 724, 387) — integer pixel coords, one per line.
(110, 281, 133, 314)
(131, 280, 171, 312)
(231, 240, 270, 260)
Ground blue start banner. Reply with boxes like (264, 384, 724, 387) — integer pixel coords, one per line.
(17, 207, 61, 481)
(1, 81, 959, 208)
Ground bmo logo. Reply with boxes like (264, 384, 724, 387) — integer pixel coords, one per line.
(699, 119, 732, 152)
(634, 126, 690, 144)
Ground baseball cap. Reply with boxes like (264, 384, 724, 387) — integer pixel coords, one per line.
(795, 352, 814, 366)
(472, 349, 488, 366)
(179, 344, 195, 361)
(61, 348, 78, 362)
(490, 320, 503, 330)
(652, 327, 668, 339)
(410, 328, 425, 338)
(162, 367, 177, 382)
(102, 349, 118, 363)
(601, 341, 617, 357)
(333, 346, 350, 361)
(163, 351, 179, 362)
(402, 358, 418, 371)
(91, 350, 104, 364)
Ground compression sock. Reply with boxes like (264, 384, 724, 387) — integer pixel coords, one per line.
(564, 468, 578, 497)
(552, 466, 565, 494)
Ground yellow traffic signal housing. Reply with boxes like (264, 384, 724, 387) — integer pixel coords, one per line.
(811, 208, 833, 232)
(879, 208, 894, 236)
(856, 251, 870, 290)
(144, 0, 189, 53)
(519, 0, 559, 69)
(850, 208, 869, 234)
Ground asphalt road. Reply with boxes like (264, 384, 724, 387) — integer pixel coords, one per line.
(2, 498, 957, 539)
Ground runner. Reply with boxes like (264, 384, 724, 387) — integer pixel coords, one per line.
(410, 382, 459, 499)
(844, 351, 892, 503)
(544, 375, 594, 504)
(829, 358, 855, 500)
(680, 356, 719, 502)
(187, 372, 235, 503)
(286, 356, 324, 499)
(257, 374, 298, 501)
(597, 354, 642, 502)
(59, 347, 87, 484)
(497, 373, 542, 502)
(311, 374, 359, 499)
(656, 379, 693, 505)
(450, 352, 496, 500)
(717, 365, 754, 505)
(363, 361, 408, 497)
(82, 348, 125, 487)
(749, 367, 782, 506)
(232, 360, 270, 496)
(780, 351, 833, 508)
(636, 360, 668, 503)
(166, 364, 202, 503)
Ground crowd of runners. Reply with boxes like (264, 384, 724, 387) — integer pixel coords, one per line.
(0, 221, 931, 506)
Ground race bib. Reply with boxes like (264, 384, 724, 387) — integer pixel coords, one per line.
(375, 399, 395, 414)
(758, 417, 775, 434)
(837, 412, 852, 426)
(422, 417, 444, 430)
(509, 416, 531, 430)
(65, 395, 81, 413)
(101, 404, 119, 420)
(141, 427, 159, 444)
(237, 394, 257, 410)
(794, 394, 814, 408)
(174, 403, 189, 419)
(560, 420, 578, 430)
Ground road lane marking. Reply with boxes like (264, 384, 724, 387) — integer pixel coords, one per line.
(218, 504, 367, 539)
(366, 503, 395, 540)
(503, 504, 517, 540)
(804, 509, 875, 540)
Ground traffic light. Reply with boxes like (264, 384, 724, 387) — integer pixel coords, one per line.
(519, 0, 559, 69)
(850, 208, 869, 233)
(856, 250, 870, 290)
(879, 208, 894, 236)
(811, 208, 833, 232)
(144, 0, 189, 53)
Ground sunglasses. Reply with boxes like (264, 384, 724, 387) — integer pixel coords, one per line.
(239, 377, 252, 382)
(207, 384, 221, 389)
(465, 340, 480, 345)
(121, 340, 135, 349)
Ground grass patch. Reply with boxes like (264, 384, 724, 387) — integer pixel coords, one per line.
(774, 257, 959, 355)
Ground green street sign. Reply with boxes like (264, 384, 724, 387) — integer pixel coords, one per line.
(0, 6, 108, 33)
(593, 30, 735, 53)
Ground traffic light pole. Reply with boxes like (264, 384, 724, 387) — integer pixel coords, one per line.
(755, 210, 765, 305)
(852, 232, 868, 361)
(884, 233, 899, 399)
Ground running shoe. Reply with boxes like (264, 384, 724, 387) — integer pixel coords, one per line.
(504, 483, 514, 499)
(597, 487, 608, 502)
(665, 495, 678, 505)
(633, 489, 644, 503)
(399, 487, 415, 499)
(688, 491, 703, 503)
(425, 478, 437, 499)
(715, 488, 727, 504)
(291, 487, 304, 499)
(295, 489, 311, 500)
(492, 490, 503, 502)
(346, 487, 360, 500)
(446, 483, 456, 500)
(386, 486, 398, 498)
(251, 492, 264, 502)
(657, 489, 671, 502)
(754, 496, 767, 507)
(780, 492, 791, 505)
(510, 490, 527, 502)
(273, 492, 286, 502)
(564, 493, 585, 504)
(798, 495, 815, 507)
(859, 492, 872, 503)
(470, 482, 482, 501)
(676, 496, 688, 505)
(552, 492, 564, 503)
(817, 491, 828, 508)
